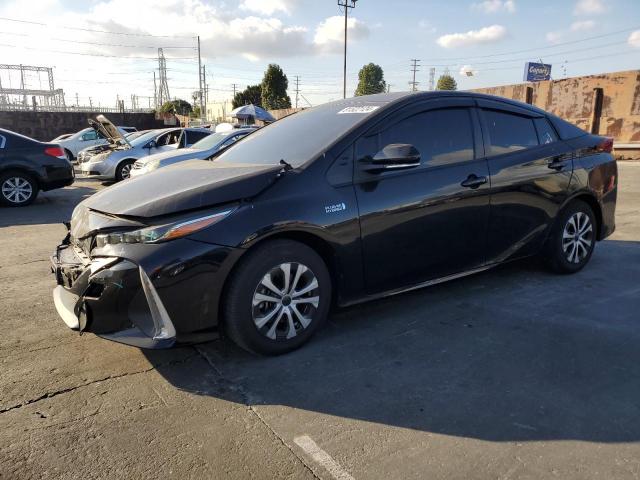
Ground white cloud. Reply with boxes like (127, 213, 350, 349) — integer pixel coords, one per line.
(239, 0, 298, 15)
(571, 20, 596, 31)
(546, 31, 564, 43)
(437, 25, 507, 48)
(629, 30, 640, 48)
(574, 0, 606, 15)
(471, 0, 516, 13)
(313, 15, 369, 54)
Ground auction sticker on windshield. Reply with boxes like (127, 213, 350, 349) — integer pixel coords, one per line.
(337, 106, 380, 114)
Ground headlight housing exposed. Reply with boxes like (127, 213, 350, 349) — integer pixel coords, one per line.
(95, 209, 235, 248)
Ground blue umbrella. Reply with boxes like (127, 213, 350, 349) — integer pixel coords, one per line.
(230, 104, 275, 122)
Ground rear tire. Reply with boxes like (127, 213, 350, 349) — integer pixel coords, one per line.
(0, 171, 39, 207)
(223, 239, 331, 355)
(544, 200, 596, 274)
(115, 159, 135, 181)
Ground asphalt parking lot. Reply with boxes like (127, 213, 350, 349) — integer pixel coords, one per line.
(1, 163, 639, 480)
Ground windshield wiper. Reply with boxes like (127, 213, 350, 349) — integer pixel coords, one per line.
(279, 159, 293, 171)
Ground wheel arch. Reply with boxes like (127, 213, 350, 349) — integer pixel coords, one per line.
(217, 229, 341, 331)
(560, 191, 603, 240)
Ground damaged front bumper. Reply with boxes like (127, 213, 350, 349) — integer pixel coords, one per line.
(51, 240, 176, 348)
(50, 226, 240, 349)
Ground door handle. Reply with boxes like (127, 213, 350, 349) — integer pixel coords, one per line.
(461, 174, 488, 189)
(548, 155, 569, 171)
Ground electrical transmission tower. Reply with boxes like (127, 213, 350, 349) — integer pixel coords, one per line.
(157, 48, 170, 106)
(0, 64, 65, 110)
(409, 59, 421, 92)
(428, 67, 436, 91)
(294, 75, 300, 109)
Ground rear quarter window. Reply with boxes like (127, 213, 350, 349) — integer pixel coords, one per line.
(534, 118, 559, 144)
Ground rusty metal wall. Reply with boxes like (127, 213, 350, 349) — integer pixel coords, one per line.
(472, 70, 640, 143)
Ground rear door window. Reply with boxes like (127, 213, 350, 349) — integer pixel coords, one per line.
(483, 110, 539, 156)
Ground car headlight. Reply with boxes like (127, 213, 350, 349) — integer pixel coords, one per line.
(95, 209, 236, 247)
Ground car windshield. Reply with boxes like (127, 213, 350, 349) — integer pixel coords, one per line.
(190, 132, 229, 150)
(215, 100, 389, 168)
(129, 130, 163, 147)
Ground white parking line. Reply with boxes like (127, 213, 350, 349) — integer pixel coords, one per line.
(294, 435, 355, 480)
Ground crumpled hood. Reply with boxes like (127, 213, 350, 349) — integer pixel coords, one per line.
(136, 147, 203, 166)
(81, 160, 282, 218)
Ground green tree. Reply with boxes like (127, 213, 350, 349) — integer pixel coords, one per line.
(436, 74, 457, 91)
(355, 63, 387, 96)
(261, 64, 291, 110)
(159, 99, 192, 115)
(232, 85, 263, 109)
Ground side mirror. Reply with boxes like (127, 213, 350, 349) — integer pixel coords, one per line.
(145, 140, 157, 149)
(360, 144, 420, 173)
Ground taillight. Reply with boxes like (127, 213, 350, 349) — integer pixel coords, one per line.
(596, 137, 614, 153)
(44, 146, 66, 159)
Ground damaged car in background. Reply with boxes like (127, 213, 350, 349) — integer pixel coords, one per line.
(51, 92, 617, 355)
(78, 115, 212, 181)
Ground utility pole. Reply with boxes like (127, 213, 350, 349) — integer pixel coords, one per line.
(197, 36, 204, 122)
(232, 83, 238, 98)
(409, 59, 421, 92)
(338, 0, 358, 99)
(75, 92, 79, 107)
(89, 97, 93, 109)
(294, 75, 300, 109)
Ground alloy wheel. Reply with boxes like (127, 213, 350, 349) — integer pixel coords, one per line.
(562, 211, 593, 264)
(1, 177, 33, 204)
(120, 163, 132, 179)
(252, 262, 320, 340)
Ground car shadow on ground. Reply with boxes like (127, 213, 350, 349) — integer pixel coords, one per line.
(143, 239, 640, 443)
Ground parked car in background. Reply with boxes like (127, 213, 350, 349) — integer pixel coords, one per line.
(77, 130, 148, 165)
(1, 128, 74, 206)
(54, 123, 137, 160)
(51, 92, 617, 354)
(129, 127, 252, 178)
(79, 116, 211, 180)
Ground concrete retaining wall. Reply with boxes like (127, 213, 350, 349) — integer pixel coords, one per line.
(0, 111, 167, 142)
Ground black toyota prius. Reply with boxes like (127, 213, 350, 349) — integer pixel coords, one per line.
(51, 92, 617, 355)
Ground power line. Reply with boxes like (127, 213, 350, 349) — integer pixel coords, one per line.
(0, 31, 195, 49)
(0, 16, 195, 38)
(418, 25, 640, 62)
(0, 42, 197, 60)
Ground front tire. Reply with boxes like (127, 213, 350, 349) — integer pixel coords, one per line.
(115, 160, 135, 181)
(0, 171, 39, 206)
(545, 200, 596, 274)
(223, 239, 331, 355)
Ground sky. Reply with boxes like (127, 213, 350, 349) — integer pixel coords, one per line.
(0, 0, 638, 109)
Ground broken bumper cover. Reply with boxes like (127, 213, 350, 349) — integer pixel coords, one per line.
(50, 233, 240, 349)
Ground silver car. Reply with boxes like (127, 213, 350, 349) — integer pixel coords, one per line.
(129, 128, 254, 178)
(79, 116, 211, 181)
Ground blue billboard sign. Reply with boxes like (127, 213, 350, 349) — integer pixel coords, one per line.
(524, 62, 552, 82)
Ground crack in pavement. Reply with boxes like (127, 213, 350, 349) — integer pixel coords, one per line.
(0, 352, 198, 415)
(193, 345, 322, 480)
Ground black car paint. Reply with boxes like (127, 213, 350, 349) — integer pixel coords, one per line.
(0, 129, 75, 192)
(51, 92, 617, 348)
